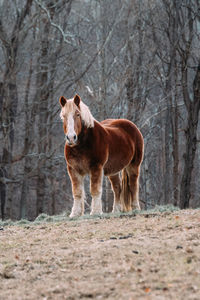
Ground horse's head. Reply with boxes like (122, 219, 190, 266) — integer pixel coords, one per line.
(59, 94, 82, 146)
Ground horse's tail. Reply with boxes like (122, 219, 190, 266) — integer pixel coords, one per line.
(121, 169, 132, 212)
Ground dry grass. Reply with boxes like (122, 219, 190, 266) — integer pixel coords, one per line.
(0, 207, 200, 299)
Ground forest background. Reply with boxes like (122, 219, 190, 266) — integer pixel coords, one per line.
(0, 0, 200, 220)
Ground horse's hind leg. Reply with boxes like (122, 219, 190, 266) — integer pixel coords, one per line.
(126, 163, 141, 210)
(108, 174, 121, 213)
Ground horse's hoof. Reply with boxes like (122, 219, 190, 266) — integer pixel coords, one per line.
(112, 208, 121, 213)
(90, 210, 103, 216)
(132, 205, 141, 211)
(112, 204, 121, 213)
(69, 211, 82, 218)
(69, 214, 81, 218)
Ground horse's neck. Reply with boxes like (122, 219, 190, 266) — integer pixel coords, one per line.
(79, 120, 105, 145)
(78, 123, 93, 144)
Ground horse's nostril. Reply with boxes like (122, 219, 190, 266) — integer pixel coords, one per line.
(66, 134, 77, 144)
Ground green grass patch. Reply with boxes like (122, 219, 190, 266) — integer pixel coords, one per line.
(0, 205, 180, 228)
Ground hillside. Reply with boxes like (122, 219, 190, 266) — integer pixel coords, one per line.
(0, 208, 200, 299)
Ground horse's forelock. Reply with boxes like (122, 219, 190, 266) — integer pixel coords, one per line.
(60, 99, 75, 120)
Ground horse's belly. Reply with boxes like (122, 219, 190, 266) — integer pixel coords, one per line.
(103, 155, 132, 176)
(103, 133, 135, 176)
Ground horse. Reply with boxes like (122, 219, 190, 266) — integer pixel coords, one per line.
(59, 94, 144, 218)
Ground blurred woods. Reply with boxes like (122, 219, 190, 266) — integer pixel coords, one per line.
(0, 0, 200, 220)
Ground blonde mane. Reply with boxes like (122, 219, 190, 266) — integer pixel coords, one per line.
(79, 100, 94, 128)
(60, 98, 94, 128)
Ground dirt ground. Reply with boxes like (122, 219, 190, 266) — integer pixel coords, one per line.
(0, 209, 200, 300)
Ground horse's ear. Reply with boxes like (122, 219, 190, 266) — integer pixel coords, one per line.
(59, 96, 67, 107)
(74, 94, 81, 107)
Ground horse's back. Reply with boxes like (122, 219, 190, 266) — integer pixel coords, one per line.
(101, 119, 143, 148)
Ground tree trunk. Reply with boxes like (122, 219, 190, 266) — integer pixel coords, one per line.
(20, 56, 34, 219)
(36, 19, 50, 216)
(0, 0, 33, 219)
(171, 70, 179, 207)
(180, 64, 200, 208)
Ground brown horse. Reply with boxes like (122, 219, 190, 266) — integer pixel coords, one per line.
(59, 94, 144, 218)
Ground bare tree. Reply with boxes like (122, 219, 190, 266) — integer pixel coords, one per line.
(0, 0, 200, 220)
(0, 0, 33, 218)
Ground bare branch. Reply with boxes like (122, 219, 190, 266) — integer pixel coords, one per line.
(64, 2, 127, 92)
(34, 0, 75, 45)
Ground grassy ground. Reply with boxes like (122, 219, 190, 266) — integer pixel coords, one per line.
(0, 206, 200, 299)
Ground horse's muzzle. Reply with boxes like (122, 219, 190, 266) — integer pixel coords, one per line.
(65, 134, 78, 146)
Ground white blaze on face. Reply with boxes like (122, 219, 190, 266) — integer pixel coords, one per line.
(66, 112, 76, 143)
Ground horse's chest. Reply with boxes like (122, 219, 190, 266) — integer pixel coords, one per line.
(66, 152, 90, 175)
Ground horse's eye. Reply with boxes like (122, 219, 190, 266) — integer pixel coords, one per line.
(77, 113, 80, 117)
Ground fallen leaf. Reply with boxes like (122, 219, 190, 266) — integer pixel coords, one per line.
(186, 247, 193, 253)
(144, 287, 151, 293)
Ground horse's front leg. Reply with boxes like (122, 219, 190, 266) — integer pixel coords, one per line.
(90, 166, 103, 215)
(67, 166, 85, 218)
